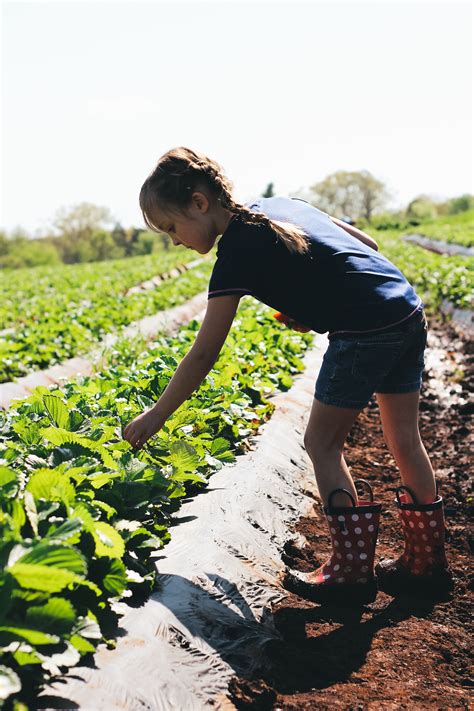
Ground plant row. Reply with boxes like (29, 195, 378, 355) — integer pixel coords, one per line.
(0, 301, 313, 707)
(404, 209, 473, 248)
(0, 249, 198, 332)
(375, 229, 473, 311)
(0, 261, 212, 383)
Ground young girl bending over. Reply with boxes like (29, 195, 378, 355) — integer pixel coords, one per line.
(124, 147, 452, 604)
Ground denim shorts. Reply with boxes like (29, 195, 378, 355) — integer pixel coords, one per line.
(315, 307, 428, 409)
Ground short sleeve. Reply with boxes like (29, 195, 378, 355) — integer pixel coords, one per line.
(208, 253, 255, 300)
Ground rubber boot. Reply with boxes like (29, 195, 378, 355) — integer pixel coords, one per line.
(283, 479, 381, 605)
(375, 484, 454, 596)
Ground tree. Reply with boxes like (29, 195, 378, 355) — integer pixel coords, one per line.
(90, 230, 125, 261)
(51, 203, 115, 262)
(262, 182, 275, 198)
(309, 170, 390, 222)
(406, 195, 438, 221)
(447, 193, 474, 214)
(51, 202, 115, 239)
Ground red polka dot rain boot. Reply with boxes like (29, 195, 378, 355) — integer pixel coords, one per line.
(283, 479, 381, 605)
(375, 484, 454, 596)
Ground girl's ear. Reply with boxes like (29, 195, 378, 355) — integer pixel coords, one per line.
(191, 191, 210, 213)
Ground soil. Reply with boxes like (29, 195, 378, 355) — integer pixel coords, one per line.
(228, 315, 473, 710)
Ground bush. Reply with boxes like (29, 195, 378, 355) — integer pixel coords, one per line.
(0, 239, 61, 269)
(447, 194, 474, 215)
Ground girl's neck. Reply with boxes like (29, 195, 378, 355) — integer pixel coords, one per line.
(214, 204, 234, 236)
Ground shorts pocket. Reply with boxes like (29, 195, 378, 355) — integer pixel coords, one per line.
(352, 339, 405, 384)
(327, 340, 357, 381)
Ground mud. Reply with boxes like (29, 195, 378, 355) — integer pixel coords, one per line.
(228, 314, 473, 710)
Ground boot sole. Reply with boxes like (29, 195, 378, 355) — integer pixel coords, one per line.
(283, 571, 378, 606)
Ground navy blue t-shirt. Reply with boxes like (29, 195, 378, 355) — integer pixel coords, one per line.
(208, 196, 422, 336)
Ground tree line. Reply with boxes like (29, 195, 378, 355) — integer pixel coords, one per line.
(1, 171, 473, 269)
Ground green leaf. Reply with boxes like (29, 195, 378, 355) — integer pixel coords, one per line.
(10, 499, 26, 535)
(0, 625, 60, 647)
(92, 522, 125, 559)
(0, 665, 21, 701)
(11, 420, 41, 446)
(68, 409, 85, 431)
(0, 574, 14, 621)
(278, 372, 293, 389)
(9, 563, 83, 592)
(26, 469, 76, 505)
(96, 558, 128, 596)
(168, 440, 200, 473)
(89, 471, 120, 489)
(69, 634, 96, 654)
(92, 500, 117, 519)
(71, 503, 96, 532)
(24, 490, 38, 536)
(12, 647, 43, 666)
(26, 597, 77, 636)
(98, 447, 119, 470)
(43, 517, 83, 543)
(44, 395, 70, 429)
(14, 543, 87, 575)
(0, 467, 19, 498)
(209, 437, 235, 462)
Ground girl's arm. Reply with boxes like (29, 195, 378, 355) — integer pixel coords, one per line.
(123, 294, 241, 449)
(329, 216, 379, 251)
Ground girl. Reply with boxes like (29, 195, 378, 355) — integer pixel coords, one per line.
(124, 147, 452, 604)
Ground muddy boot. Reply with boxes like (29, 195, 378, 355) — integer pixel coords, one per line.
(375, 485, 454, 596)
(283, 479, 381, 605)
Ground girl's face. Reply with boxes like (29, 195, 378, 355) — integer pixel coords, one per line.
(151, 192, 228, 254)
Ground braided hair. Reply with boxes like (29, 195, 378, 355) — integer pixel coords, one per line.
(139, 147, 309, 255)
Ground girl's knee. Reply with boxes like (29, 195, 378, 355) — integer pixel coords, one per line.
(303, 429, 344, 462)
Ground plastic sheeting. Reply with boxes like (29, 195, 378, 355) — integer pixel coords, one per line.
(39, 338, 327, 710)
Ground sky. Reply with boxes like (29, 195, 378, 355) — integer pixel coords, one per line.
(1, 0, 472, 234)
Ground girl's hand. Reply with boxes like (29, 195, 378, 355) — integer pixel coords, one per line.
(123, 408, 165, 450)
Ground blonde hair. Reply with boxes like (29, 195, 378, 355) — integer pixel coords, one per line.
(139, 147, 309, 255)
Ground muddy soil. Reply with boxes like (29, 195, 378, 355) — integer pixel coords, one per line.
(228, 315, 473, 710)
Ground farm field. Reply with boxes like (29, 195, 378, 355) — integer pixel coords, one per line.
(405, 209, 474, 249)
(0, 249, 197, 331)
(0, 211, 472, 709)
(0, 254, 212, 382)
(373, 226, 473, 312)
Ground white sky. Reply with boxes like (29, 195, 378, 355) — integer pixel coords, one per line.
(1, 0, 473, 234)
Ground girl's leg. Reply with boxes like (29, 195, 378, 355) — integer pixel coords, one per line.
(303, 398, 363, 507)
(286, 397, 381, 604)
(375, 390, 436, 503)
(375, 390, 452, 593)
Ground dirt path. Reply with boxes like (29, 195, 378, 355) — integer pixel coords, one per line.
(228, 315, 473, 710)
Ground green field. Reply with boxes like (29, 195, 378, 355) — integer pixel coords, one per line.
(404, 209, 474, 248)
(372, 213, 473, 311)
(0, 254, 212, 382)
